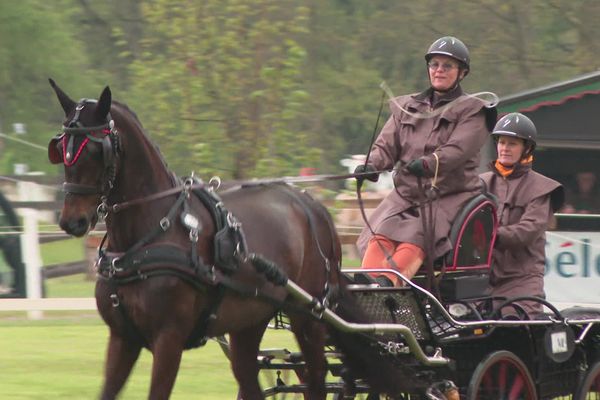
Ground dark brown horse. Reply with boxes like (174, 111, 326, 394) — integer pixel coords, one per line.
(47, 80, 347, 399)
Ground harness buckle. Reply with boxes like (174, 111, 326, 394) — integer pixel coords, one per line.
(189, 229, 199, 243)
(160, 217, 171, 231)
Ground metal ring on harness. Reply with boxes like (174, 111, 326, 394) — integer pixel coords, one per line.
(226, 212, 239, 228)
(109, 257, 122, 277)
(110, 293, 120, 307)
(184, 176, 194, 191)
(208, 176, 221, 191)
(97, 202, 108, 221)
(160, 217, 171, 231)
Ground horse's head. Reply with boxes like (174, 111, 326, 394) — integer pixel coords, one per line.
(48, 79, 120, 237)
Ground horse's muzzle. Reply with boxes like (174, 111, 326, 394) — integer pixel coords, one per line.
(59, 215, 94, 237)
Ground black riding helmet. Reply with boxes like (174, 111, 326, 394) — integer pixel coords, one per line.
(491, 112, 537, 155)
(425, 36, 470, 75)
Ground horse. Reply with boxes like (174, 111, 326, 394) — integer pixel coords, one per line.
(47, 79, 355, 399)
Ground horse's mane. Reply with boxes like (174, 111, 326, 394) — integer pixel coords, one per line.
(112, 100, 143, 125)
(111, 100, 174, 178)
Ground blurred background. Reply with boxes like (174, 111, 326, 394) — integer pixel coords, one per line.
(1, 0, 599, 180)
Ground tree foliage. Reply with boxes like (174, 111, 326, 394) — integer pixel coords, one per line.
(0, 0, 97, 173)
(125, 0, 319, 179)
(1, 0, 600, 178)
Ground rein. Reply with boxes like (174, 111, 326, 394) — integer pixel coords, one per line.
(107, 178, 205, 213)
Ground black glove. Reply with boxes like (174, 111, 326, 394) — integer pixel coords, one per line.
(406, 158, 430, 177)
(354, 164, 379, 182)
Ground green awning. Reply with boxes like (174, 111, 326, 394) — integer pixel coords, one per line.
(498, 71, 600, 149)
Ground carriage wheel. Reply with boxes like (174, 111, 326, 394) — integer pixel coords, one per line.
(466, 350, 536, 400)
(575, 361, 600, 400)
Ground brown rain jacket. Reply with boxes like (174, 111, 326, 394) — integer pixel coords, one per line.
(480, 162, 564, 315)
(357, 86, 495, 260)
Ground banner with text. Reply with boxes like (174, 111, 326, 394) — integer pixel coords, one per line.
(545, 231, 600, 305)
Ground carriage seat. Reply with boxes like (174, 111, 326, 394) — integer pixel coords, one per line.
(413, 191, 498, 300)
(440, 191, 498, 271)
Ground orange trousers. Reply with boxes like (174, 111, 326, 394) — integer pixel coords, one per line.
(361, 234, 425, 286)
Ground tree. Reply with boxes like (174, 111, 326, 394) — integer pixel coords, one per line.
(0, 0, 97, 174)
(125, 0, 319, 179)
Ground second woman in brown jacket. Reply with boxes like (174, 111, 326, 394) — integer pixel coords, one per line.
(480, 112, 564, 317)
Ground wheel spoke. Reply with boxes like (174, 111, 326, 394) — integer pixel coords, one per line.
(508, 374, 524, 400)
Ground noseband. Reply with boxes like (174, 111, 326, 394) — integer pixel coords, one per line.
(48, 99, 120, 197)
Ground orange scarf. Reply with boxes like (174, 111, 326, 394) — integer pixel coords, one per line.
(495, 155, 533, 178)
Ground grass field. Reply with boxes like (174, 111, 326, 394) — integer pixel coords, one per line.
(0, 237, 359, 398)
(0, 316, 301, 399)
(1, 240, 306, 399)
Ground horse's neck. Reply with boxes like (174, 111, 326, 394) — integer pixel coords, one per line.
(106, 133, 178, 251)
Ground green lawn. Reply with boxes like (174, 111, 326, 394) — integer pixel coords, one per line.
(0, 318, 300, 399)
(1, 253, 303, 399)
(40, 237, 86, 266)
(0, 237, 353, 398)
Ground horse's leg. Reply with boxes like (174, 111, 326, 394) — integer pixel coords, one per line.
(289, 315, 328, 400)
(229, 322, 269, 400)
(148, 330, 185, 400)
(100, 332, 142, 400)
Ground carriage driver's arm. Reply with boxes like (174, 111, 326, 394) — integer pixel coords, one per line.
(495, 195, 552, 251)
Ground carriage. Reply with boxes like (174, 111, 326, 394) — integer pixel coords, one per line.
(46, 80, 600, 399)
(216, 191, 600, 399)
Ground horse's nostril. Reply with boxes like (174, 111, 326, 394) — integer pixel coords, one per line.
(77, 217, 88, 229)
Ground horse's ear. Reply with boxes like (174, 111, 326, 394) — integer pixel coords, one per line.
(95, 86, 112, 121)
(49, 78, 76, 116)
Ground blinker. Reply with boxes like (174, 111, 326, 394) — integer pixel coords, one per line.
(48, 134, 64, 164)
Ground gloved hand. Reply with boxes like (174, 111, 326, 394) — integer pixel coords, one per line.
(406, 158, 430, 177)
(354, 164, 379, 182)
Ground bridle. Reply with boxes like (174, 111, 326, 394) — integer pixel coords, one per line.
(48, 99, 121, 201)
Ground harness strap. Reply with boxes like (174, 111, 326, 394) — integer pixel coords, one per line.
(111, 184, 202, 213)
(108, 191, 188, 271)
(98, 244, 214, 282)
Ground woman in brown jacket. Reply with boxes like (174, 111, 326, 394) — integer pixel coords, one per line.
(480, 113, 564, 317)
(355, 36, 496, 286)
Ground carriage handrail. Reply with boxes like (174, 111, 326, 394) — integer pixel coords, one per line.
(284, 279, 451, 367)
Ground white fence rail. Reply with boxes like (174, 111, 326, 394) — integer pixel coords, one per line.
(0, 297, 96, 311)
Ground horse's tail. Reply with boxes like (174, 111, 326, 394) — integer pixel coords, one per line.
(325, 283, 425, 396)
